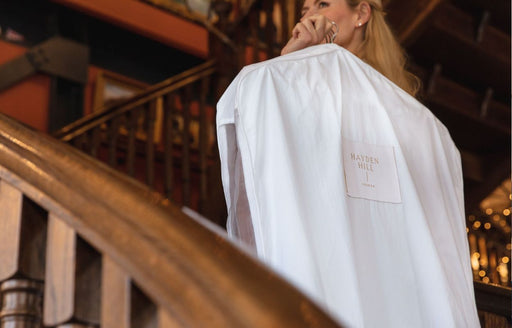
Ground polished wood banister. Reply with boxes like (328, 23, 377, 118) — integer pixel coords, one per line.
(0, 113, 340, 327)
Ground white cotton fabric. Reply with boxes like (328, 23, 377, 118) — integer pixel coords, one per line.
(216, 44, 480, 328)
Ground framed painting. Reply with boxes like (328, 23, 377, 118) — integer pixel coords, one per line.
(93, 70, 163, 143)
(93, 70, 148, 111)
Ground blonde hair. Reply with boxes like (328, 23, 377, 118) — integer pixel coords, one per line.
(346, 0, 421, 97)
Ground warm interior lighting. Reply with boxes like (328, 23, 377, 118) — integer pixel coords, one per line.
(478, 237, 488, 268)
(471, 253, 480, 270)
(498, 263, 509, 283)
(475, 179, 510, 286)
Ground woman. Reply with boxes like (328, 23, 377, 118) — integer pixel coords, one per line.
(282, 0, 420, 97)
(217, 1, 479, 326)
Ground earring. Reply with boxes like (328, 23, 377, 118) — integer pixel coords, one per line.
(357, 22, 362, 27)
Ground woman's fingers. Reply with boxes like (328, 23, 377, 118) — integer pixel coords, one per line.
(281, 15, 336, 55)
(301, 16, 328, 44)
(282, 25, 310, 55)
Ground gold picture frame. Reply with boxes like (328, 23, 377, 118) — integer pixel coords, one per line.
(93, 70, 163, 143)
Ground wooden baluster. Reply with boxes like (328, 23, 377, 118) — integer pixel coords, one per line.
(158, 309, 182, 328)
(211, 0, 235, 100)
(480, 87, 494, 118)
(0, 180, 24, 281)
(427, 63, 442, 96)
(107, 117, 121, 167)
(232, 22, 242, 68)
(89, 126, 102, 158)
(118, 113, 129, 171)
(44, 214, 101, 327)
(131, 285, 157, 328)
(294, 0, 301, 26)
(250, 9, 260, 63)
(164, 94, 176, 200)
(489, 249, 499, 284)
(127, 107, 141, 177)
(181, 87, 192, 207)
(263, 0, 275, 58)
(145, 100, 157, 188)
(102, 256, 130, 328)
(0, 180, 47, 328)
(279, 0, 288, 47)
(102, 257, 181, 328)
(198, 77, 210, 213)
(72, 133, 87, 152)
(475, 10, 490, 43)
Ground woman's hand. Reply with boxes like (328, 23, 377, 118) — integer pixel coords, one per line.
(281, 15, 335, 56)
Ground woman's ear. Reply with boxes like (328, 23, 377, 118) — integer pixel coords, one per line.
(356, 1, 372, 27)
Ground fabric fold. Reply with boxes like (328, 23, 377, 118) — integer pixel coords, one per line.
(217, 44, 479, 328)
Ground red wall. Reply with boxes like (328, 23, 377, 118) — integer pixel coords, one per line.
(0, 40, 51, 132)
(0, 40, 145, 132)
(0, 0, 209, 132)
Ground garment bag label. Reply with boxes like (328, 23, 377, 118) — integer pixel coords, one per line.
(342, 139, 402, 203)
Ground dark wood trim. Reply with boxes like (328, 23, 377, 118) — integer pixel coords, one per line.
(474, 281, 512, 318)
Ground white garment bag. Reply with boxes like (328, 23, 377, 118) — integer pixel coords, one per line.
(217, 44, 480, 328)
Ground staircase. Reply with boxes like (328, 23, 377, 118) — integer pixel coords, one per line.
(54, 60, 221, 220)
(0, 0, 510, 327)
(0, 113, 339, 327)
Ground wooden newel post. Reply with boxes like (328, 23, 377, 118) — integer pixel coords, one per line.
(204, 0, 235, 226)
(0, 279, 44, 328)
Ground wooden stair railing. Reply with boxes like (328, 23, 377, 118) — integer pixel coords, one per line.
(52, 0, 299, 223)
(54, 60, 220, 220)
(0, 113, 340, 327)
(1, 114, 510, 327)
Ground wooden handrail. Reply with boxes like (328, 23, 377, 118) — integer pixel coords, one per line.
(0, 112, 340, 327)
(54, 59, 216, 141)
(53, 59, 220, 217)
(474, 281, 511, 318)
